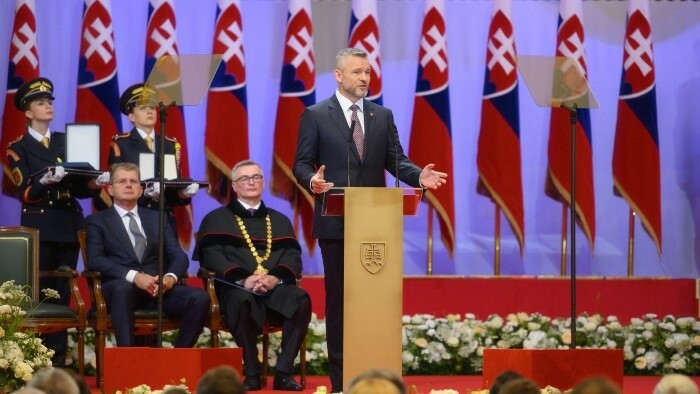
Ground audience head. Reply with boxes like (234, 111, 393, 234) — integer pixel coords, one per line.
(196, 366, 244, 394)
(27, 368, 79, 394)
(498, 378, 540, 394)
(571, 377, 621, 394)
(654, 374, 699, 394)
(346, 369, 406, 394)
(163, 388, 189, 394)
(12, 388, 45, 394)
(61, 368, 90, 394)
(490, 370, 523, 394)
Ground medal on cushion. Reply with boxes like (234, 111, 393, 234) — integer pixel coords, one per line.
(235, 214, 272, 274)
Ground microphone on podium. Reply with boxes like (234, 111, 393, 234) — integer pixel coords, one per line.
(347, 119, 356, 187)
(391, 124, 400, 188)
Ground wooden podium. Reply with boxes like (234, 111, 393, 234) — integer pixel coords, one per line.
(323, 187, 421, 387)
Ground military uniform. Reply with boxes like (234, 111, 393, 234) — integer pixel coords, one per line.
(108, 129, 190, 232)
(5, 77, 98, 366)
(109, 83, 193, 233)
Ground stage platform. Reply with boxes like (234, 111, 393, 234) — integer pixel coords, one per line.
(86, 375, 700, 393)
(77, 276, 699, 321)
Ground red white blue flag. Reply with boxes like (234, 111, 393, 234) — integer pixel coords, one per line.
(476, 0, 524, 254)
(271, 0, 316, 253)
(348, 0, 382, 104)
(76, 0, 121, 172)
(1, 0, 39, 197)
(613, 0, 661, 255)
(408, 0, 455, 257)
(204, 0, 249, 204)
(546, 0, 596, 248)
(145, 0, 192, 249)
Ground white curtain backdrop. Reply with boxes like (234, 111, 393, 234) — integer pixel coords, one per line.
(1, 0, 699, 278)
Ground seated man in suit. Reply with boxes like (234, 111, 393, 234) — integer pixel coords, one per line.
(194, 160, 311, 391)
(86, 162, 209, 347)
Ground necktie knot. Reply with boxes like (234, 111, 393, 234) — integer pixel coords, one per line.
(41, 137, 49, 149)
(248, 208, 257, 217)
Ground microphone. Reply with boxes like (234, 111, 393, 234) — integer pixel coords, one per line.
(347, 119, 356, 187)
(391, 124, 400, 188)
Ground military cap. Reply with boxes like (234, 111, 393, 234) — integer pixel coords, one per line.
(14, 77, 55, 110)
(119, 83, 159, 115)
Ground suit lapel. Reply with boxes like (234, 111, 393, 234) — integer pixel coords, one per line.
(328, 95, 362, 164)
(362, 99, 377, 163)
(108, 207, 140, 262)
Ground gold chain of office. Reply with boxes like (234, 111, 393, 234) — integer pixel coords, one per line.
(235, 214, 272, 274)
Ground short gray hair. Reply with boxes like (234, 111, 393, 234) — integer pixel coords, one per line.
(231, 160, 262, 180)
(335, 48, 367, 71)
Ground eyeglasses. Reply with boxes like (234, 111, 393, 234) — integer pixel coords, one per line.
(234, 174, 264, 184)
(112, 178, 140, 186)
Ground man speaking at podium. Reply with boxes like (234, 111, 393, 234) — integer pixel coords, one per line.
(293, 47, 447, 392)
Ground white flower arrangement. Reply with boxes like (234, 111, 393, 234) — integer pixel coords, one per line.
(0, 281, 57, 392)
(114, 379, 189, 394)
(67, 311, 700, 377)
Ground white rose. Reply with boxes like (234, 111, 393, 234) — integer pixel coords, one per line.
(476, 347, 485, 357)
(446, 337, 460, 347)
(693, 335, 700, 347)
(634, 357, 648, 369)
(414, 338, 428, 348)
(497, 340, 510, 349)
(527, 322, 541, 331)
(643, 322, 655, 330)
(584, 322, 597, 332)
(487, 316, 504, 329)
(0, 304, 11, 314)
(561, 330, 572, 345)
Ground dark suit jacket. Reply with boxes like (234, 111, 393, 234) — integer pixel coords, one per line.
(6, 132, 95, 243)
(86, 205, 188, 282)
(293, 94, 422, 239)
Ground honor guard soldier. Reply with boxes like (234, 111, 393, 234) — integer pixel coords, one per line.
(5, 77, 110, 366)
(108, 83, 199, 233)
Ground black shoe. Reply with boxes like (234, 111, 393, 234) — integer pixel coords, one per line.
(331, 387, 343, 393)
(243, 375, 262, 391)
(273, 373, 303, 391)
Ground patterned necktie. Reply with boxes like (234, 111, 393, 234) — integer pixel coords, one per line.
(144, 135, 154, 152)
(41, 137, 49, 149)
(248, 208, 257, 217)
(350, 104, 364, 160)
(127, 212, 147, 262)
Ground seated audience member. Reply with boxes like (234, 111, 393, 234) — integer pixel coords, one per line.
(86, 162, 209, 347)
(12, 388, 45, 394)
(346, 369, 406, 394)
(571, 377, 621, 394)
(27, 368, 79, 394)
(196, 366, 245, 394)
(499, 378, 540, 394)
(62, 369, 90, 394)
(654, 374, 699, 394)
(194, 160, 311, 391)
(490, 370, 523, 394)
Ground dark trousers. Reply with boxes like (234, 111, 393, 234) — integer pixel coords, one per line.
(319, 239, 344, 389)
(101, 280, 209, 347)
(224, 292, 312, 376)
(39, 241, 79, 366)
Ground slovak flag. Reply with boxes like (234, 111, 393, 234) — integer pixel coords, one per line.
(612, 0, 661, 255)
(271, 0, 316, 253)
(545, 0, 596, 248)
(76, 0, 121, 172)
(145, 0, 193, 249)
(476, 0, 524, 254)
(348, 0, 382, 104)
(408, 0, 455, 257)
(1, 0, 39, 197)
(204, 0, 249, 204)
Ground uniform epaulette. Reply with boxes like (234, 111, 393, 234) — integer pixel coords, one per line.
(112, 132, 131, 141)
(7, 134, 24, 147)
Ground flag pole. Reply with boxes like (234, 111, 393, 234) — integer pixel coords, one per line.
(494, 205, 501, 276)
(426, 205, 434, 275)
(627, 209, 636, 277)
(560, 202, 568, 276)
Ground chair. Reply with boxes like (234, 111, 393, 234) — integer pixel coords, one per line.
(77, 229, 215, 389)
(0, 226, 86, 375)
(199, 267, 307, 388)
